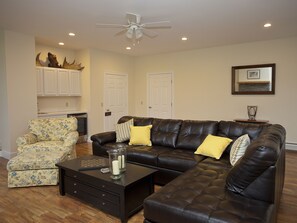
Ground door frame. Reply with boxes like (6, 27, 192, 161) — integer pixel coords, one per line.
(146, 72, 174, 118)
(103, 72, 128, 131)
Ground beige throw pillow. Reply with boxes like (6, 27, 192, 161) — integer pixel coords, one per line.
(229, 134, 250, 166)
(115, 119, 134, 142)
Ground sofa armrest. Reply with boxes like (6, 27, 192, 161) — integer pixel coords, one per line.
(16, 133, 37, 147)
(63, 131, 79, 147)
(91, 131, 116, 145)
(226, 124, 286, 203)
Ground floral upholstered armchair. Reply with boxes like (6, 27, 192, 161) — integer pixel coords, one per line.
(7, 117, 79, 188)
(16, 117, 79, 159)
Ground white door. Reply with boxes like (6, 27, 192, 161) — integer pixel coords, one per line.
(43, 68, 58, 96)
(104, 73, 128, 131)
(148, 73, 173, 118)
(69, 70, 81, 96)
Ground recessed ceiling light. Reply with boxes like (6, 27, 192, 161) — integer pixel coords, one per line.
(126, 46, 131, 50)
(181, 37, 188, 41)
(264, 23, 272, 28)
(69, 32, 75, 36)
(59, 42, 64, 46)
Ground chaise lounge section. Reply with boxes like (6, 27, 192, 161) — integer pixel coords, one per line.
(91, 116, 285, 223)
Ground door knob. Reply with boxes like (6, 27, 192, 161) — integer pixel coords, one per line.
(148, 106, 152, 109)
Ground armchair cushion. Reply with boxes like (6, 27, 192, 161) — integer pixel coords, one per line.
(16, 133, 37, 147)
(18, 141, 72, 155)
(28, 117, 77, 141)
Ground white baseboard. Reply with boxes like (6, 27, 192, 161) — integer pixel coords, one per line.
(1, 151, 17, 160)
(286, 142, 297, 151)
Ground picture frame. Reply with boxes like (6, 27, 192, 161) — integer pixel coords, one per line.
(247, 69, 260, 79)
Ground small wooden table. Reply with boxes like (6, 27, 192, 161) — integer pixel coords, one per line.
(56, 155, 157, 223)
(234, 119, 269, 124)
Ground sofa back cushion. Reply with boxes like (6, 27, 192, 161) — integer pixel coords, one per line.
(118, 116, 153, 126)
(151, 118, 182, 148)
(29, 117, 77, 141)
(217, 121, 268, 153)
(176, 120, 218, 151)
(226, 124, 286, 203)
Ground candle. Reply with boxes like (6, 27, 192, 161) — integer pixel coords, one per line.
(112, 160, 120, 175)
(121, 155, 125, 168)
(118, 156, 122, 169)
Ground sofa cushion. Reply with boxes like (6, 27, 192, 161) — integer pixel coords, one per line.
(226, 124, 286, 203)
(176, 120, 218, 151)
(118, 116, 153, 126)
(129, 125, 152, 146)
(157, 149, 206, 172)
(229, 134, 250, 166)
(127, 145, 171, 166)
(194, 135, 232, 159)
(144, 156, 273, 223)
(151, 119, 182, 148)
(217, 121, 268, 153)
(115, 118, 133, 142)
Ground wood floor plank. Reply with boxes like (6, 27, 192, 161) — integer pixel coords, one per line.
(0, 143, 296, 222)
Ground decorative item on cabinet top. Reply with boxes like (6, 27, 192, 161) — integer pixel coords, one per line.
(36, 52, 85, 71)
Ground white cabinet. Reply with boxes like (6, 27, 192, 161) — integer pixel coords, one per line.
(43, 68, 58, 96)
(58, 69, 70, 96)
(37, 67, 81, 96)
(36, 67, 44, 96)
(69, 70, 81, 96)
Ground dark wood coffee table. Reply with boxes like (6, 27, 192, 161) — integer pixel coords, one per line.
(56, 155, 157, 223)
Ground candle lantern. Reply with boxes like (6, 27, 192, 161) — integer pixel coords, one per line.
(107, 149, 121, 179)
(117, 145, 127, 173)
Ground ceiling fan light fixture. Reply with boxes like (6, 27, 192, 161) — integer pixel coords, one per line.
(135, 29, 143, 39)
(126, 28, 134, 39)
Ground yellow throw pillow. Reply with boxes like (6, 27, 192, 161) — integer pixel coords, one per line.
(129, 125, 153, 146)
(194, 134, 232, 159)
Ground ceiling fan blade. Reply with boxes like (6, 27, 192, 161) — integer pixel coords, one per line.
(142, 20, 171, 28)
(142, 29, 158, 38)
(96, 23, 128, 28)
(114, 29, 128, 36)
(126, 13, 140, 24)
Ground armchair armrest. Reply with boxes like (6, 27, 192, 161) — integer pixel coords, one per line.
(16, 133, 37, 147)
(91, 131, 116, 145)
(63, 131, 79, 147)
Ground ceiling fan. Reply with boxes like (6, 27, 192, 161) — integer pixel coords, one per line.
(96, 13, 171, 42)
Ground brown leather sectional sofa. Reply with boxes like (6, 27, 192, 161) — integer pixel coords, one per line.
(91, 116, 286, 223)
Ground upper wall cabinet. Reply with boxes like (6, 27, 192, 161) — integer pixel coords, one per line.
(37, 67, 81, 97)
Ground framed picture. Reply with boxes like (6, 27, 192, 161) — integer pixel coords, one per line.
(247, 69, 260, 79)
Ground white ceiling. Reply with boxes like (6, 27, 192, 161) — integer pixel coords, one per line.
(0, 0, 297, 56)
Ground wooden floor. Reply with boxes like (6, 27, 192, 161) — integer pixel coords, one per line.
(0, 143, 296, 223)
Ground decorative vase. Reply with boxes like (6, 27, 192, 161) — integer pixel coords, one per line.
(247, 106, 257, 120)
(107, 149, 121, 179)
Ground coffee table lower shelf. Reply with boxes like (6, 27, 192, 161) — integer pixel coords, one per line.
(56, 156, 156, 223)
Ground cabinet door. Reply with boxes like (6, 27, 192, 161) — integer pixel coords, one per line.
(36, 67, 44, 96)
(69, 70, 81, 96)
(43, 68, 58, 96)
(58, 69, 70, 96)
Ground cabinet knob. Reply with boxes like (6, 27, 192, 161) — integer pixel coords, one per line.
(74, 190, 77, 194)
(73, 183, 77, 186)
(102, 193, 105, 197)
(102, 202, 106, 206)
(102, 185, 105, 188)
(73, 175, 77, 178)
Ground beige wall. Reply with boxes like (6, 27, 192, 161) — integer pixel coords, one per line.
(88, 49, 134, 137)
(134, 37, 297, 144)
(0, 30, 36, 158)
